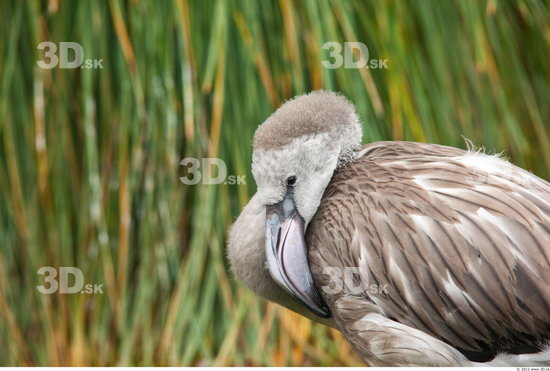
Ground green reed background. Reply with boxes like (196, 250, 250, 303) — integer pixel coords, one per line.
(0, 0, 548, 366)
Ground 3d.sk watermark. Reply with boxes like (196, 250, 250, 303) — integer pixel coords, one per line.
(321, 266, 389, 296)
(37, 41, 103, 69)
(179, 158, 246, 185)
(322, 41, 388, 70)
(36, 267, 103, 294)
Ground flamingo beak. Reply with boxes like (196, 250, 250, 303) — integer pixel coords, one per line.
(264, 187, 330, 318)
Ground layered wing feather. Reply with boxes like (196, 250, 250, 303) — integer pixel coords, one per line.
(307, 141, 550, 363)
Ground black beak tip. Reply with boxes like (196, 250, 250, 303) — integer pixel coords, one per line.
(312, 303, 331, 318)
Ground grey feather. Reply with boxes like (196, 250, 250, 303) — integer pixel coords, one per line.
(308, 141, 550, 363)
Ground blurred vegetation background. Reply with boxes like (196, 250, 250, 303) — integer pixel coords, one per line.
(0, 0, 548, 366)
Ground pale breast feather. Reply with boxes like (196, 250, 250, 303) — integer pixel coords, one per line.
(307, 141, 550, 363)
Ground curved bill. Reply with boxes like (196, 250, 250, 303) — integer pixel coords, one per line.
(265, 188, 330, 318)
